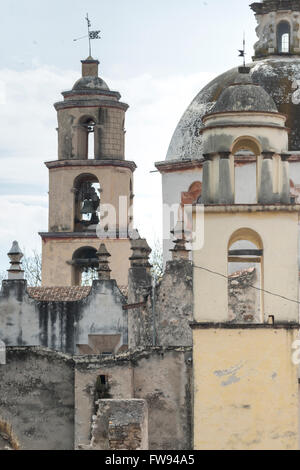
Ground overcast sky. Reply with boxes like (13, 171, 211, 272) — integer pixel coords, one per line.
(0, 0, 257, 273)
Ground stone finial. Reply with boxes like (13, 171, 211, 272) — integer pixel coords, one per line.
(170, 221, 191, 261)
(129, 238, 152, 270)
(96, 243, 111, 280)
(7, 241, 24, 280)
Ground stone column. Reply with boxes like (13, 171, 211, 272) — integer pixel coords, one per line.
(219, 152, 234, 204)
(202, 154, 213, 204)
(281, 153, 291, 204)
(258, 152, 274, 204)
(94, 124, 103, 159)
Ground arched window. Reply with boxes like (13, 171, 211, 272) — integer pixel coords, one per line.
(231, 137, 261, 204)
(228, 228, 263, 323)
(74, 174, 101, 232)
(277, 21, 291, 53)
(71, 246, 99, 286)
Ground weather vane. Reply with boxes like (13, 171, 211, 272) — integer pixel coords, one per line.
(238, 33, 246, 67)
(73, 13, 101, 57)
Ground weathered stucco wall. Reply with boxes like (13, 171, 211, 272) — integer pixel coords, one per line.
(0, 347, 75, 450)
(155, 259, 193, 347)
(193, 327, 299, 450)
(75, 348, 193, 450)
(0, 280, 127, 355)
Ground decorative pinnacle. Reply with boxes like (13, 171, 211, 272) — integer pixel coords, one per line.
(96, 243, 111, 281)
(7, 241, 24, 280)
(130, 238, 152, 270)
(170, 221, 191, 261)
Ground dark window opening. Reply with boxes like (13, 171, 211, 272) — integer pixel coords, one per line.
(277, 21, 290, 53)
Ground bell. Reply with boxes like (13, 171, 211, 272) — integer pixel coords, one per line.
(81, 199, 94, 215)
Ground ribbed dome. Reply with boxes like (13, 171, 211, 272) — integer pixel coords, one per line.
(72, 76, 110, 91)
(166, 57, 300, 161)
(211, 82, 278, 114)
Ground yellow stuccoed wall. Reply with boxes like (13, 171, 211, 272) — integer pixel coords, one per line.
(193, 327, 299, 450)
(193, 209, 299, 323)
(42, 237, 131, 287)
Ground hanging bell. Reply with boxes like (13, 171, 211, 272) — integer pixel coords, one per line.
(81, 199, 94, 215)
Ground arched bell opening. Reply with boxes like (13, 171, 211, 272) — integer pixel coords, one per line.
(228, 228, 263, 323)
(76, 115, 96, 160)
(231, 137, 262, 204)
(71, 246, 99, 286)
(74, 174, 101, 232)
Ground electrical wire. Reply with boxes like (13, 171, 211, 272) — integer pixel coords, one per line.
(193, 263, 300, 305)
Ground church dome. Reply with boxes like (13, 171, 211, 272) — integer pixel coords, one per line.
(72, 76, 110, 91)
(210, 80, 278, 114)
(166, 57, 300, 161)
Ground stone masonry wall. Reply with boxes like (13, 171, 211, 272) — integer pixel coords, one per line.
(91, 399, 148, 450)
(228, 268, 260, 323)
(0, 347, 75, 450)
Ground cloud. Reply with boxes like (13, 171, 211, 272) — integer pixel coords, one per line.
(0, 65, 215, 272)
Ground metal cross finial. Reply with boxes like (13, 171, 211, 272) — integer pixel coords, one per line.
(238, 33, 246, 67)
(73, 13, 101, 57)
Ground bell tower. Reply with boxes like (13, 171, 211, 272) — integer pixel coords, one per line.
(40, 57, 136, 287)
(251, 0, 300, 58)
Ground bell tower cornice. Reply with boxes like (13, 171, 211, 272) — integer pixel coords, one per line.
(251, 0, 300, 15)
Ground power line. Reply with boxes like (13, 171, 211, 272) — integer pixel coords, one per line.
(193, 264, 300, 305)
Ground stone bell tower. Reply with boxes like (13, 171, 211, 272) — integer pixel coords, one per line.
(192, 69, 300, 450)
(40, 57, 136, 287)
(251, 0, 300, 58)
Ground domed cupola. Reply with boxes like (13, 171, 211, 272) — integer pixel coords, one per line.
(201, 68, 291, 205)
(211, 74, 278, 114)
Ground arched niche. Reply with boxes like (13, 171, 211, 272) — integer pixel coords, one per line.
(231, 136, 262, 157)
(228, 227, 263, 251)
(231, 136, 262, 204)
(277, 21, 291, 54)
(227, 228, 263, 323)
(73, 173, 101, 232)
